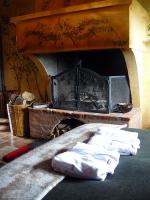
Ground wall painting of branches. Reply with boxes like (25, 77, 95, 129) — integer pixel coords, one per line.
(2, 23, 50, 102)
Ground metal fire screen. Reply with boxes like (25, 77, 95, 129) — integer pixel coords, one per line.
(51, 66, 131, 113)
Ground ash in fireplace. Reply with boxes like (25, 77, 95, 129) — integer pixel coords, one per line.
(52, 118, 84, 137)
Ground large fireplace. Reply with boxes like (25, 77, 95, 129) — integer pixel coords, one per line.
(10, 0, 147, 138)
(27, 49, 140, 139)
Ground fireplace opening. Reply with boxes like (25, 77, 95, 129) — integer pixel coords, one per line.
(29, 47, 141, 140)
(48, 49, 131, 113)
(52, 118, 84, 138)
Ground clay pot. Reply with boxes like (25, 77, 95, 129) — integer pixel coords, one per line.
(116, 103, 132, 113)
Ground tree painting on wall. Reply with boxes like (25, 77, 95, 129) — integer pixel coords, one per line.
(3, 22, 49, 102)
(21, 14, 128, 53)
(147, 24, 150, 36)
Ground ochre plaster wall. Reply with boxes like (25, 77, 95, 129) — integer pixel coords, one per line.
(2, 23, 50, 103)
(142, 44, 150, 128)
(0, 1, 50, 104)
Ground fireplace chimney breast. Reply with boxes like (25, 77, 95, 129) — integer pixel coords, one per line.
(10, 0, 150, 127)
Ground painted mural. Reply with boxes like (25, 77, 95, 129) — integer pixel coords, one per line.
(147, 24, 150, 36)
(3, 23, 50, 103)
(24, 18, 121, 49)
(16, 6, 129, 53)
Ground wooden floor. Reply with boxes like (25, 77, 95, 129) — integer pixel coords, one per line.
(0, 118, 44, 166)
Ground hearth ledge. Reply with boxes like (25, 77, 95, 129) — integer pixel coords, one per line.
(0, 123, 128, 200)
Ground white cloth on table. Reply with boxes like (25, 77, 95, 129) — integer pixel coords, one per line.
(52, 142, 120, 181)
(88, 128, 140, 155)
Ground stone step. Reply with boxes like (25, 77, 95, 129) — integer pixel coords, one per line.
(0, 118, 9, 125)
(0, 118, 10, 132)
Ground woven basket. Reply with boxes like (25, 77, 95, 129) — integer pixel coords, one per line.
(8, 105, 30, 137)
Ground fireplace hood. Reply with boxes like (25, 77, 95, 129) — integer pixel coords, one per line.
(10, 0, 150, 109)
(10, 0, 148, 54)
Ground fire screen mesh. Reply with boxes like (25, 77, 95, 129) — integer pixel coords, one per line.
(52, 67, 77, 110)
(109, 76, 131, 111)
(51, 66, 131, 113)
(78, 68, 108, 112)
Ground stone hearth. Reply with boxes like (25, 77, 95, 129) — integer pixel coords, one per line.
(29, 107, 141, 139)
(0, 123, 131, 200)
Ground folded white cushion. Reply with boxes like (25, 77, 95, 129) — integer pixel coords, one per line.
(88, 128, 140, 155)
(52, 142, 120, 181)
(52, 128, 140, 181)
(71, 142, 120, 163)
